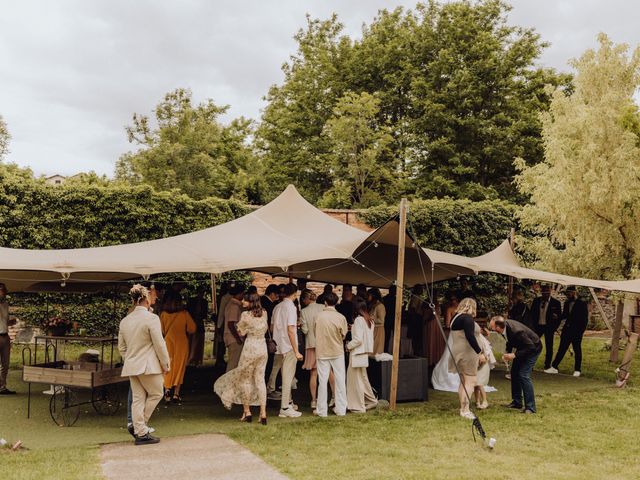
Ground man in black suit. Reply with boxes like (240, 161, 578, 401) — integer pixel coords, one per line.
(490, 316, 542, 414)
(550, 286, 589, 377)
(529, 285, 562, 371)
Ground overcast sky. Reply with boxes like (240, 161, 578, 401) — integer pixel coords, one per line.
(1, 0, 639, 177)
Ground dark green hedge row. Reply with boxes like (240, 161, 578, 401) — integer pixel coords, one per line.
(0, 172, 248, 249)
(359, 198, 518, 256)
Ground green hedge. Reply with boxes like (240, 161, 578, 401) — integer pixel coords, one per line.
(0, 172, 248, 249)
(360, 198, 518, 256)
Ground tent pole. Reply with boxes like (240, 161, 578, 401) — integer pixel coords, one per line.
(507, 228, 515, 311)
(210, 273, 218, 361)
(210, 273, 217, 315)
(390, 198, 408, 411)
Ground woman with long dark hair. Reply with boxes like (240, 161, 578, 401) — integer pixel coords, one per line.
(160, 290, 196, 403)
(346, 298, 378, 412)
(214, 292, 269, 424)
(367, 288, 386, 354)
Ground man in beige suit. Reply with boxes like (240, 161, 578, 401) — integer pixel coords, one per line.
(314, 292, 348, 417)
(118, 285, 170, 445)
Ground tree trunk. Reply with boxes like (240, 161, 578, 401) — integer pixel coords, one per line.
(610, 301, 625, 363)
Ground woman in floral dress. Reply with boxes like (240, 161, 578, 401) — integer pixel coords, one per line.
(214, 292, 268, 424)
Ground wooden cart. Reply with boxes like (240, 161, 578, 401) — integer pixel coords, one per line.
(22, 335, 128, 426)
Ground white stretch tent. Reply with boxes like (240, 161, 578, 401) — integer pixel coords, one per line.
(1, 184, 640, 293)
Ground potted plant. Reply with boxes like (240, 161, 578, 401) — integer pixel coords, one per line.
(43, 316, 71, 337)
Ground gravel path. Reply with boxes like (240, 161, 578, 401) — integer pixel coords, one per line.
(101, 433, 288, 480)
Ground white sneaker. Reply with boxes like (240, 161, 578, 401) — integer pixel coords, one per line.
(328, 397, 335, 408)
(291, 377, 298, 390)
(573, 371, 581, 377)
(290, 402, 299, 411)
(477, 401, 489, 410)
(279, 407, 302, 418)
(460, 410, 476, 420)
(544, 367, 559, 374)
(310, 400, 317, 409)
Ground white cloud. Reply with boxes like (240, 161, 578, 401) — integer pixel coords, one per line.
(1, 0, 639, 176)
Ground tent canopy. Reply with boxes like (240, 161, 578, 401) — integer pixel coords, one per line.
(1, 184, 640, 293)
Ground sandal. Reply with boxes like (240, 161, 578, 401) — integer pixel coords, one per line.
(172, 395, 183, 404)
(240, 414, 252, 423)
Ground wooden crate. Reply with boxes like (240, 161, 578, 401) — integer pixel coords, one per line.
(23, 362, 93, 388)
(93, 367, 126, 387)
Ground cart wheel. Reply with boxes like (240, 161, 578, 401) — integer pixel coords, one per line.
(50, 387, 80, 427)
(92, 384, 121, 416)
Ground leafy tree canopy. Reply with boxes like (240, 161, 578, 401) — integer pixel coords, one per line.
(115, 88, 263, 203)
(257, 0, 571, 206)
(516, 34, 640, 279)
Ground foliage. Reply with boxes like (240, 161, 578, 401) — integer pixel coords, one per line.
(515, 34, 640, 279)
(321, 92, 395, 208)
(257, 0, 570, 205)
(115, 88, 262, 203)
(0, 170, 247, 249)
(0, 114, 9, 160)
(360, 197, 517, 255)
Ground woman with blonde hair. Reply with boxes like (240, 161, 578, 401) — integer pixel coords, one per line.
(448, 297, 486, 419)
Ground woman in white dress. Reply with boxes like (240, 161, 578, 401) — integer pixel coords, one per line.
(346, 298, 378, 412)
(214, 293, 268, 425)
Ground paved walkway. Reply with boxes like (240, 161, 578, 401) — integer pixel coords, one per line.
(101, 433, 289, 480)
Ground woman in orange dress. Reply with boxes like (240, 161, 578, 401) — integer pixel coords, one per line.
(160, 290, 197, 403)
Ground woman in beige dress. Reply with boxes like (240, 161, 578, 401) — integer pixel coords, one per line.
(214, 293, 268, 425)
(367, 288, 386, 354)
(448, 298, 486, 419)
(347, 298, 378, 412)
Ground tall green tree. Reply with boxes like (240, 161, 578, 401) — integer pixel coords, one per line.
(116, 88, 262, 202)
(0, 114, 10, 160)
(515, 34, 640, 280)
(257, 0, 570, 205)
(255, 15, 352, 203)
(321, 91, 394, 207)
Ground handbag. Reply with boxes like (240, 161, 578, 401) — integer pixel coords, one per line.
(266, 328, 278, 354)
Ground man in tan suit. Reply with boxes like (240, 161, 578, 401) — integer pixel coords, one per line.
(314, 292, 348, 417)
(119, 285, 170, 445)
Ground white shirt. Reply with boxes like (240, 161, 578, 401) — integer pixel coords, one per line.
(300, 303, 324, 349)
(272, 298, 298, 354)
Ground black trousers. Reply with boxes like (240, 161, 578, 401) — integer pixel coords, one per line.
(535, 325, 556, 369)
(553, 329, 585, 372)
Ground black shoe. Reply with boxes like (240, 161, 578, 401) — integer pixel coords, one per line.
(0, 388, 16, 395)
(503, 402, 523, 409)
(260, 416, 267, 426)
(134, 433, 160, 445)
(127, 423, 135, 438)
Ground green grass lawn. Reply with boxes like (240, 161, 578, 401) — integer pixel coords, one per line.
(2, 337, 638, 480)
